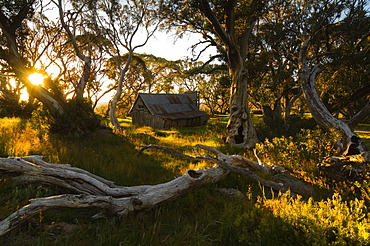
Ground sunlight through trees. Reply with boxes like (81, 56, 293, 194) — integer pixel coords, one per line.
(28, 73, 44, 86)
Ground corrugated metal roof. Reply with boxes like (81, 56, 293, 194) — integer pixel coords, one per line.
(130, 93, 209, 119)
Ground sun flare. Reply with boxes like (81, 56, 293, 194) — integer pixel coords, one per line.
(28, 73, 45, 85)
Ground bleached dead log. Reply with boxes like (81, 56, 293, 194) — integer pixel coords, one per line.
(0, 194, 125, 237)
(0, 144, 314, 236)
(0, 156, 150, 197)
(0, 167, 228, 236)
(0, 155, 228, 236)
(140, 144, 314, 196)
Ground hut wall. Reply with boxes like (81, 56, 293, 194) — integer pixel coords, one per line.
(131, 98, 149, 126)
(132, 111, 209, 129)
(161, 116, 208, 129)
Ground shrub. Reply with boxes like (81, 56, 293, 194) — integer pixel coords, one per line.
(235, 203, 301, 245)
(255, 128, 339, 170)
(262, 193, 370, 245)
(31, 98, 101, 136)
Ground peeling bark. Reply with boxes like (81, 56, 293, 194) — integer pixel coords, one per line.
(299, 39, 368, 156)
(199, 0, 260, 148)
(0, 145, 313, 236)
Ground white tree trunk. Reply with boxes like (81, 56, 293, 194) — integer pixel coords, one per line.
(300, 39, 368, 156)
(0, 144, 314, 236)
(226, 56, 259, 148)
(109, 51, 134, 132)
(58, 0, 92, 100)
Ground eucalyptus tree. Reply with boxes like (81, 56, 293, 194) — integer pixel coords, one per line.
(296, 0, 370, 156)
(169, 59, 204, 93)
(247, 0, 303, 135)
(0, 0, 105, 134)
(198, 69, 230, 114)
(102, 53, 153, 117)
(172, 58, 230, 114)
(0, 0, 66, 115)
(314, 0, 370, 120)
(163, 0, 267, 148)
(139, 54, 177, 93)
(94, 0, 162, 131)
(55, 0, 107, 102)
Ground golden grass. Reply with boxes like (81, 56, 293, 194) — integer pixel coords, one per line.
(1, 116, 370, 246)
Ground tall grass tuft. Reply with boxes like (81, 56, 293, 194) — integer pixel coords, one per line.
(0, 117, 55, 157)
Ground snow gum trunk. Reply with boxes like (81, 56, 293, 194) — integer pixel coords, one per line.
(226, 50, 259, 148)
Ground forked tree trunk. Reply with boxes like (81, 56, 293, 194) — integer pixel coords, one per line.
(226, 61, 259, 148)
(199, 0, 260, 149)
(109, 51, 134, 131)
(58, 0, 92, 101)
(300, 40, 368, 156)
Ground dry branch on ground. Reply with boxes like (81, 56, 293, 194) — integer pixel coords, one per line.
(0, 144, 314, 236)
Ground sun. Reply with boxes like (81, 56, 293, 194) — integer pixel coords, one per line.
(28, 73, 45, 85)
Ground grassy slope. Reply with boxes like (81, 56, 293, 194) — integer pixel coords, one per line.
(0, 116, 369, 246)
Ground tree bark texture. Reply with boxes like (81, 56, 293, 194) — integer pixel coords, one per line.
(109, 51, 134, 131)
(199, 0, 259, 148)
(0, 145, 313, 236)
(226, 55, 259, 148)
(299, 39, 368, 156)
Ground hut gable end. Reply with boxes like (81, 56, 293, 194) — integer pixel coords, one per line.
(129, 93, 209, 129)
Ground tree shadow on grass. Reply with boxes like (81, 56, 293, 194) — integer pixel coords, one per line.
(49, 128, 176, 186)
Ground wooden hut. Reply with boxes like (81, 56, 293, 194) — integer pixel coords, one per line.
(129, 93, 210, 129)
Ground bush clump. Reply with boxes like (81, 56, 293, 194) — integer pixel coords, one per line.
(261, 193, 370, 245)
(255, 128, 339, 170)
(31, 98, 101, 136)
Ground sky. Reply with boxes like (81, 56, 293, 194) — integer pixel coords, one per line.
(99, 31, 218, 103)
(134, 31, 217, 62)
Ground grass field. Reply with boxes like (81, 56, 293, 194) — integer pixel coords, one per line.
(0, 116, 369, 245)
(355, 122, 370, 146)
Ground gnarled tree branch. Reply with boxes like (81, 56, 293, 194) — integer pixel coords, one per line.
(0, 145, 313, 236)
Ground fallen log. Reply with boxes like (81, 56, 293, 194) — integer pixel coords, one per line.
(139, 144, 314, 196)
(320, 151, 370, 181)
(0, 144, 314, 236)
(0, 156, 150, 197)
(0, 166, 227, 236)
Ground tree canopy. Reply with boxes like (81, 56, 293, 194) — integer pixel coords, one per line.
(0, 0, 368, 146)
